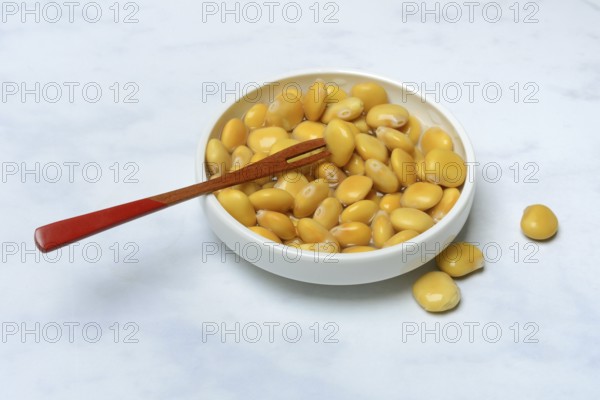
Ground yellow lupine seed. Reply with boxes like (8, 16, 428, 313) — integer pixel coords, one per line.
(520, 204, 558, 240)
(291, 163, 315, 179)
(221, 118, 248, 152)
(230, 145, 253, 171)
(217, 189, 256, 227)
(284, 237, 304, 247)
(299, 242, 340, 253)
(321, 97, 364, 124)
(375, 126, 414, 153)
(266, 92, 304, 131)
(324, 119, 356, 167)
(247, 127, 289, 154)
(412, 271, 461, 313)
(324, 83, 348, 103)
(246, 182, 264, 195)
(206, 138, 232, 176)
(436, 242, 484, 277)
(230, 182, 262, 196)
(256, 210, 296, 240)
(366, 103, 409, 129)
(302, 81, 328, 121)
(249, 226, 282, 244)
(424, 149, 467, 188)
(346, 121, 361, 136)
(254, 176, 273, 187)
(400, 182, 443, 211)
(248, 188, 294, 213)
(289, 215, 300, 229)
(269, 138, 300, 155)
(342, 246, 376, 253)
(244, 103, 268, 129)
(316, 162, 347, 187)
(340, 200, 379, 224)
(292, 121, 326, 141)
(335, 175, 373, 205)
(250, 152, 267, 163)
(355, 133, 389, 163)
(390, 148, 417, 187)
(379, 193, 403, 213)
(383, 230, 420, 247)
(390, 208, 434, 233)
(274, 171, 309, 197)
(330, 222, 372, 248)
(400, 115, 422, 144)
(413, 148, 427, 182)
(365, 189, 381, 204)
(371, 211, 394, 248)
(352, 116, 370, 133)
(421, 127, 454, 154)
(297, 218, 338, 244)
(350, 82, 389, 112)
(293, 179, 330, 218)
(428, 188, 461, 222)
(365, 159, 399, 193)
(286, 86, 302, 98)
(343, 153, 365, 176)
(313, 197, 343, 230)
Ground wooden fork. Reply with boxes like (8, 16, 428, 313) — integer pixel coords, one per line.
(34, 138, 330, 253)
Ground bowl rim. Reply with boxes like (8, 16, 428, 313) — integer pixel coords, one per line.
(196, 68, 476, 261)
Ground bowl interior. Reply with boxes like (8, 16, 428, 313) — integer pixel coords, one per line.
(196, 70, 475, 283)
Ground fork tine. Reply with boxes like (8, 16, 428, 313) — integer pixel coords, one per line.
(284, 150, 331, 170)
(274, 138, 326, 161)
(209, 139, 328, 188)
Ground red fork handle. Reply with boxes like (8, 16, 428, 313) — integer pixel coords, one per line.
(34, 199, 166, 252)
(34, 139, 330, 253)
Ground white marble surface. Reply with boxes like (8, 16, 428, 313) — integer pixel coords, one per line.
(1, 0, 599, 398)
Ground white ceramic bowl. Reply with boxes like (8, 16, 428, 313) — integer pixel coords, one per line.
(196, 70, 476, 285)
